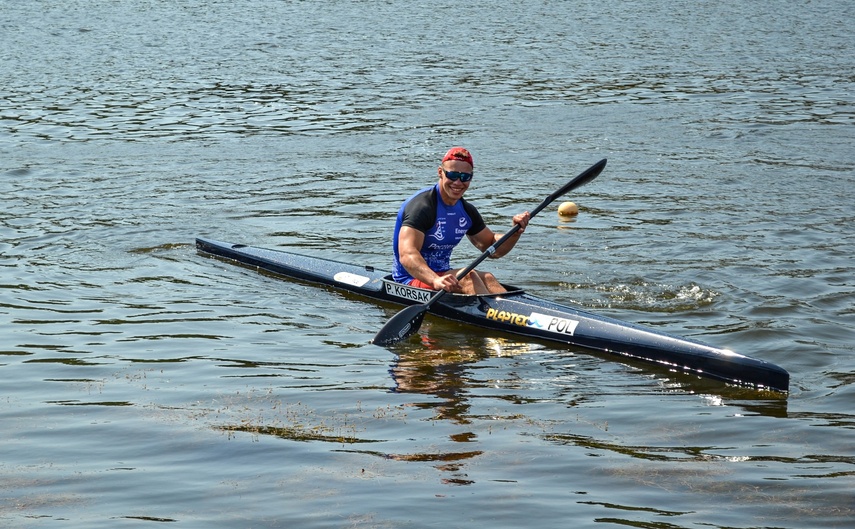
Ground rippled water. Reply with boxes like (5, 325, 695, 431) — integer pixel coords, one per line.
(2, 1, 854, 527)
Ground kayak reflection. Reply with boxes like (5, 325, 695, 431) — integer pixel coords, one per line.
(390, 327, 537, 424)
(390, 335, 484, 425)
(387, 327, 539, 485)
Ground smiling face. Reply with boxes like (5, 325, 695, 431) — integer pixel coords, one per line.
(437, 159, 473, 205)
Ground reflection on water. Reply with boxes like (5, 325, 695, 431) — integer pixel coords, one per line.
(385, 332, 548, 485)
(202, 326, 551, 486)
(390, 333, 491, 425)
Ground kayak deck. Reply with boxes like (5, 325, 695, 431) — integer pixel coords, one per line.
(195, 238, 789, 392)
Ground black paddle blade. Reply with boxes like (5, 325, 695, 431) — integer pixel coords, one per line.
(546, 159, 607, 207)
(371, 304, 428, 346)
(567, 158, 607, 192)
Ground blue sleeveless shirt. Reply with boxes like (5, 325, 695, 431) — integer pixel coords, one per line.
(392, 184, 486, 284)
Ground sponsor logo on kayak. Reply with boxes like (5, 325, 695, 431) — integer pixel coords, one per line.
(485, 308, 530, 327)
(486, 309, 579, 336)
(529, 311, 579, 336)
(333, 271, 370, 287)
(385, 282, 432, 303)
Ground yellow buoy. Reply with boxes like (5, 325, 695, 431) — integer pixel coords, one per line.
(557, 201, 579, 217)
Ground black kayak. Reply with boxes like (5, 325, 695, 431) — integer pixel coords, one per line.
(196, 237, 789, 392)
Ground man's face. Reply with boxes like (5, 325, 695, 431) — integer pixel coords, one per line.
(438, 160, 473, 203)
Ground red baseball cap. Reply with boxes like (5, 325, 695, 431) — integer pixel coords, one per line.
(441, 147, 473, 168)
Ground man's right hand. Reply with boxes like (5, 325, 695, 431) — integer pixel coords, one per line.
(432, 273, 460, 292)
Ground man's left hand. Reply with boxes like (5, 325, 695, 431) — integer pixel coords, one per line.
(514, 212, 531, 233)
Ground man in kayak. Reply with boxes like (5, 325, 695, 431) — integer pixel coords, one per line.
(392, 147, 531, 295)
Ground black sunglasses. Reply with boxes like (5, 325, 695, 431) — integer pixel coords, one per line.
(443, 169, 473, 182)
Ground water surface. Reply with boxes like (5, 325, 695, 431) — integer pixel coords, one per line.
(2, 1, 854, 527)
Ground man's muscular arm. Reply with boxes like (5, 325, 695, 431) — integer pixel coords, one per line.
(398, 226, 459, 291)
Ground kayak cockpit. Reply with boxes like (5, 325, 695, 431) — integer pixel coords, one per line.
(379, 275, 525, 301)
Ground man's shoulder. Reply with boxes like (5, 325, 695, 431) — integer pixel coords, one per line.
(399, 186, 438, 232)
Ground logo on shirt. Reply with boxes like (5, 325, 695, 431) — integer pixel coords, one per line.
(429, 219, 446, 241)
(454, 216, 471, 236)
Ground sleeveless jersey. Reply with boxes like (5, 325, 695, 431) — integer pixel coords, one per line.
(392, 184, 486, 284)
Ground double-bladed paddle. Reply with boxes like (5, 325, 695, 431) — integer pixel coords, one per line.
(372, 158, 607, 347)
